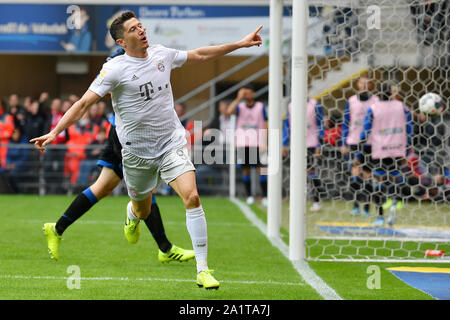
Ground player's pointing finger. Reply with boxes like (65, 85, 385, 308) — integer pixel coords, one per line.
(254, 25, 263, 34)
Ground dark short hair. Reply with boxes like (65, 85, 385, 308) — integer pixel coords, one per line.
(242, 83, 256, 92)
(109, 11, 137, 41)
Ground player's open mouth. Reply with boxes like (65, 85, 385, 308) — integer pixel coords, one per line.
(141, 36, 148, 43)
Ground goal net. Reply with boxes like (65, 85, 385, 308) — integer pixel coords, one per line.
(283, 0, 449, 262)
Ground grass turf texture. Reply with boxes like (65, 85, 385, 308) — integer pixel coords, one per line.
(0, 195, 447, 300)
(0, 195, 318, 300)
(250, 199, 450, 260)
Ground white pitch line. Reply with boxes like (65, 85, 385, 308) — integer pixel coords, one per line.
(0, 275, 303, 287)
(230, 197, 343, 300)
(18, 219, 253, 228)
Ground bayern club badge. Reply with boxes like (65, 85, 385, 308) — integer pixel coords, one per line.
(129, 188, 138, 198)
(157, 62, 165, 72)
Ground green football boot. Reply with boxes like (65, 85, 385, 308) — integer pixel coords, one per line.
(196, 269, 220, 290)
(42, 223, 61, 260)
(158, 245, 195, 263)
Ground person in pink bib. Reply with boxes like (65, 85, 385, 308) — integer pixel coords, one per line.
(283, 98, 325, 212)
(341, 75, 378, 216)
(354, 81, 413, 226)
(228, 84, 268, 206)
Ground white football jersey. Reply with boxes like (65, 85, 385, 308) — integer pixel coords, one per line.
(89, 44, 188, 159)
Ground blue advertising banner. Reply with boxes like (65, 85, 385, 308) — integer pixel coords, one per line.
(0, 4, 96, 53)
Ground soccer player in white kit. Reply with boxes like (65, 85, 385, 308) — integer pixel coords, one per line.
(31, 11, 262, 290)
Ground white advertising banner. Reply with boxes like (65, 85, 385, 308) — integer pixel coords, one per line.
(138, 6, 293, 55)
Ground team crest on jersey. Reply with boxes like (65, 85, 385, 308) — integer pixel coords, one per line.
(157, 61, 165, 72)
(129, 188, 138, 198)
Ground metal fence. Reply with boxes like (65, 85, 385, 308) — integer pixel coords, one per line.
(0, 144, 235, 197)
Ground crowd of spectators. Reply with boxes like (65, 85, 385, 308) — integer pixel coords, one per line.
(0, 92, 110, 193)
(0, 82, 448, 205)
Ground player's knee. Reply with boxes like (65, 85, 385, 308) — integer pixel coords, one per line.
(91, 178, 119, 199)
(133, 205, 150, 219)
(185, 191, 201, 208)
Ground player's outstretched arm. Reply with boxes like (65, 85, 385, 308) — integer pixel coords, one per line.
(187, 26, 262, 64)
(30, 90, 101, 151)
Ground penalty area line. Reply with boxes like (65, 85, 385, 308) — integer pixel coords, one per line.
(230, 197, 343, 300)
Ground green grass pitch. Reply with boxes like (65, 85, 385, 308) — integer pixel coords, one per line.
(0, 195, 446, 300)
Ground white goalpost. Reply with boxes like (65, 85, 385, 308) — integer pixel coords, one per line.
(288, 0, 308, 261)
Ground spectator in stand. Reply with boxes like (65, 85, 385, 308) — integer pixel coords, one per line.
(0, 99, 15, 169)
(24, 100, 47, 140)
(36, 92, 51, 117)
(88, 102, 108, 131)
(95, 100, 109, 129)
(1, 127, 30, 192)
(23, 96, 32, 113)
(62, 100, 73, 114)
(87, 103, 100, 129)
(43, 98, 69, 194)
(23, 99, 47, 184)
(8, 94, 27, 133)
(64, 111, 98, 185)
(77, 127, 108, 185)
(68, 94, 80, 105)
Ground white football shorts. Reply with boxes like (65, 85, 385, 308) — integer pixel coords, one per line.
(122, 146, 195, 201)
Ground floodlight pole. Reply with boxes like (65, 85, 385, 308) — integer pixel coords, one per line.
(267, 0, 283, 238)
(289, 0, 308, 261)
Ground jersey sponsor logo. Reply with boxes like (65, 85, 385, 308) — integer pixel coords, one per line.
(139, 81, 154, 101)
(381, 144, 403, 151)
(139, 81, 170, 101)
(379, 127, 403, 135)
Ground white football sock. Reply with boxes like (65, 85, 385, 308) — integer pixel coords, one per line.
(127, 201, 139, 222)
(186, 205, 208, 273)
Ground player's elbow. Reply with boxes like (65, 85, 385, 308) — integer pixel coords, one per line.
(188, 50, 208, 64)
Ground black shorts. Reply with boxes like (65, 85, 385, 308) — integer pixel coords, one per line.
(97, 126, 123, 179)
(237, 147, 262, 167)
(353, 145, 375, 172)
(369, 157, 406, 181)
(307, 147, 320, 171)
